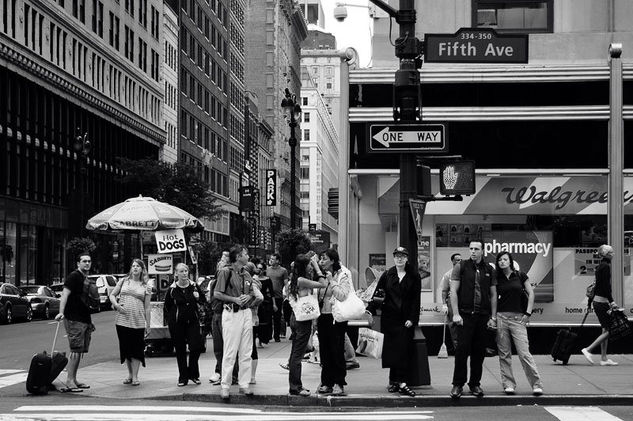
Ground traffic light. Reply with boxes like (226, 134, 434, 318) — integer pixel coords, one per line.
(416, 165, 431, 197)
(439, 160, 476, 195)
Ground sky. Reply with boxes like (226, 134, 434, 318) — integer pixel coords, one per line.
(318, 1, 373, 68)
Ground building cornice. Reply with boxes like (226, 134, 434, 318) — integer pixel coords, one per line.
(0, 40, 165, 146)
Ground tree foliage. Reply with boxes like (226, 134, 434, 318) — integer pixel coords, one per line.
(67, 237, 97, 261)
(118, 158, 221, 220)
(276, 229, 312, 269)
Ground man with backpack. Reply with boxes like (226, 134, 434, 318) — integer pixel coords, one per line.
(54, 252, 97, 392)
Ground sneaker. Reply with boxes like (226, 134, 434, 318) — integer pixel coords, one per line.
(279, 362, 289, 370)
(220, 389, 230, 401)
(177, 381, 187, 387)
(581, 348, 594, 364)
(331, 384, 346, 396)
(239, 387, 254, 396)
(504, 387, 515, 395)
(190, 378, 201, 385)
(600, 359, 618, 366)
(209, 373, 221, 384)
(469, 385, 484, 397)
(532, 387, 543, 396)
(317, 384, 333, 394)
(289, 388, 311, 396)
(450, 385, 463, 399)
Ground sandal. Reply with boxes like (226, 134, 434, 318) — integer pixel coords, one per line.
(131, 381, 141, 386)
(74, 382, 90, 389)
(398, 384, 416, 397)
(60, 387, 83, 393)
(123, 378, 133, 385)
(387, 383, 399, 393)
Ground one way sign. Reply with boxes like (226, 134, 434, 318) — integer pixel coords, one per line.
(368, 123, 447, 153)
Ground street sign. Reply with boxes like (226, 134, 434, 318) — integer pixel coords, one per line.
(424, 28, 528, 63)
(368, 124, 447, 153)
(409, 199, 427, 240)
(240, 186, 256, 211)
(264, 170, 277, 206)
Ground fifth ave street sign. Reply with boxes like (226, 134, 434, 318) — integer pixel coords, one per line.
(424, 28, 528, 63)
(369, 123, 447, 153)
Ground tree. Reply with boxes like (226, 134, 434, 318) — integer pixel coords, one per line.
(67, 237, 96, 262)
(118, 158, 221, 220)
(275, 229, 312, 269)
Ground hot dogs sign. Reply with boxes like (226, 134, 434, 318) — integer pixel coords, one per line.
(154, 229, 187, 254)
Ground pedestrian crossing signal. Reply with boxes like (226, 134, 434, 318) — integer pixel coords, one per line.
(439, 161, 475, 195)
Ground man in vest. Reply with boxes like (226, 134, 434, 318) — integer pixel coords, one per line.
(449, 241, 497, 399)
(439, 253, 461, 350)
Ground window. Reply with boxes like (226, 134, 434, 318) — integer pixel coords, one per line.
(473, 0, 552, 33)
(303, 129, 310, 141)
(303, 112, 310, 123)
(302, 97, 308, 106)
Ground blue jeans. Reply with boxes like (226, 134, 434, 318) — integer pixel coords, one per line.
(496, 313, 542, 389)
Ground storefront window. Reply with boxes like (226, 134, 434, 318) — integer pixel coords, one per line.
(2, 222, 17, 284)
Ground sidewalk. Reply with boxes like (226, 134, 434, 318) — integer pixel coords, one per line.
(67, 338, 633, 407)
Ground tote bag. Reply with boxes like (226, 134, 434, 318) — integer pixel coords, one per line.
(355, 327, 384, 359)
(608, 309, 631, 342)
(332, 291, 366, 322)
(290, 293, 320, 321)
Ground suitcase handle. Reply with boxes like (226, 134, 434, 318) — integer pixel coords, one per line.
(49, 321, 61, 354)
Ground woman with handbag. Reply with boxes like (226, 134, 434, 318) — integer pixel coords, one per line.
(371, 246, 420, 397)
(582, 244, 620, 366)
(494, 252, 543, 396)
(287, 254, 327, 396)
(316, 248, 353, 396)
(164, 263, 207, 387)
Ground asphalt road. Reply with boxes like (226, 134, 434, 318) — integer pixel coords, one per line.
(0, 310, 118, 370)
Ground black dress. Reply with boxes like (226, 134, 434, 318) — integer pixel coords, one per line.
(374, 266, 421, 377)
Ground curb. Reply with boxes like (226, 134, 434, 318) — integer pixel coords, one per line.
(149, 393, 633, 407)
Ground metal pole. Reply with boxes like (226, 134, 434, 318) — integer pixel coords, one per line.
(338, 48, 355, 263)
(289, 117, 297, 229)
(608, 43, 624, 305)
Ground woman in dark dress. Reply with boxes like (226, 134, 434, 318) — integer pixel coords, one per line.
(582, 244, 620, 366)
(255, 262, 274, 347)
(371, 246, 421, 397)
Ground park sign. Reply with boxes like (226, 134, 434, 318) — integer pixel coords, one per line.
(424, 28, 528, 63)
(368, 123, 447, 153)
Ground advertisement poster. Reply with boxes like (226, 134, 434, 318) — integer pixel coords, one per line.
(147, 253, 173, 275)
(369, 253, 386, 273)
(574, 248, 631, 276)
(418, 236, 432, 290)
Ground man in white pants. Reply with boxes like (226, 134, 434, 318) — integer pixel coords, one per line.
(214, 245, 261, 401)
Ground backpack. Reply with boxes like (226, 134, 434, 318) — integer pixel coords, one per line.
(81, 275, 100, 312)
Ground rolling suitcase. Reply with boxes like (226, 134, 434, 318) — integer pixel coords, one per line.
(551, 310, 589, 365)
(26, 321, 67, 395)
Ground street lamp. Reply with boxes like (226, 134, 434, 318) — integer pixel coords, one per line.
(73, 128, 91, 235)
(281, 87, 302, 229)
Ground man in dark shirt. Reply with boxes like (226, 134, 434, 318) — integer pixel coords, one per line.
(449, 241, 497, 399)
(266, 253, 288, 341)
(54, 253, 94, 392)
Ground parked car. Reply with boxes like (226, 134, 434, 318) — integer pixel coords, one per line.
(49, 283, 65, 298)
(18, 285, 61, 319)
(88, 274, 118, 310)
(0, 283, 32, 324)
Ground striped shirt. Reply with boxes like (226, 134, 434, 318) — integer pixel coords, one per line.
(114, 278, 150, 329)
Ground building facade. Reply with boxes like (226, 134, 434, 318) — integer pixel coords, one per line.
(245, 0, 307, 232)
(0, 0, 165, 284)
(298, 66, 339, 246)
(339, 0, 633, 326)
(161, 0, 178, 164)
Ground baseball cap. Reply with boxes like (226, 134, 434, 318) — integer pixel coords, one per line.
(393, 246, 409, 256)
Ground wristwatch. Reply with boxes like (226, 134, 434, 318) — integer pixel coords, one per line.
(523, 311, 532, 317)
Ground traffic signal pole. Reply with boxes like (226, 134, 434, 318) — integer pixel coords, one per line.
(369, 0, 430, 387)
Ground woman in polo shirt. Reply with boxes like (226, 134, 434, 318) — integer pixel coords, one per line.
(495, 251, 543, 396)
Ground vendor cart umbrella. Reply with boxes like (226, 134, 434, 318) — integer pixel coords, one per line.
(85, 195, 204, 258)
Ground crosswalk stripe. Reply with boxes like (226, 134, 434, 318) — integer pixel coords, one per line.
(3, 415, 433, 421)
(545, 406, 623, 421)
(0, 373, 27, 388)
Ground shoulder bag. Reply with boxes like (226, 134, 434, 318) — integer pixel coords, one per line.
(608, 309, 631, 342)
(332, 278, 366, 322)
